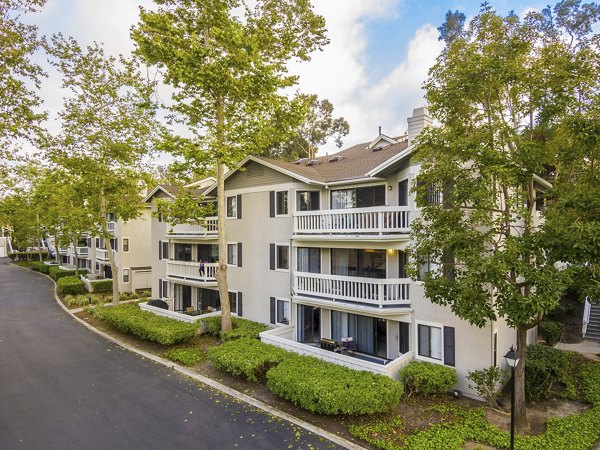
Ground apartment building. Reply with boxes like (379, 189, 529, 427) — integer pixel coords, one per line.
(147, 108, 542, 397)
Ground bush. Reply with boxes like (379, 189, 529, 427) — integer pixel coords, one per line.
(30, 261, 48, 273)
(57, 276, 86, 295)
(467, 366, 509, 408)
(7, 253, 16, 261)
(64, 294, 109, 308)
(200, 316, 269, 341)
(266, 355, 403, 415)
(164, 347, 206, 366)
(91, 279, 113, 292)
(49, 266, 78, 281)
(400, 361, 457, 397)
(208, 338, 288, 381)
(120, 290, 151, 301)
(525, 345, 573, 401)
(539, 320, 565, 347)
(90, 303, 198, 345)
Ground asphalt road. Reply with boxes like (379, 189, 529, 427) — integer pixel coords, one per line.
(0, 259, 341, 450)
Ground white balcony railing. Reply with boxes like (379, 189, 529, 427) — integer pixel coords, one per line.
(166, 218, 218, 238)
(58, 247, 69, 255)
(294, 206, 410, 235)
(75, 247, 89, 256)
(294, 272, 410, 307)
(166, 260, 218, 284)
(96, 248, 109, 261)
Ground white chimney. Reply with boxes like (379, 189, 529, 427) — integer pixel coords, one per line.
(407, 107, 432, 145)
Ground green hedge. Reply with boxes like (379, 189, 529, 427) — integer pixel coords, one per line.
(90, 303, 199, 345)
(539, 320, 565, 347)
(49, 266, 78, 281)
(400, 361, 457, 397)
(57, 276, 86, 295)
(90, 279, 113, 292)
(164, 347, 206, 366)
(14, 251, 49, 261)
(200, 316, 269, 341)
(525, 345, 574, 401)
(207, 338, 288, 381)
(266, 355, 403, 415)
(30, 261, 53, 273)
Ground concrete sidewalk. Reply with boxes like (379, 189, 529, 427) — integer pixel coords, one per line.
(556, 339, 600, 360)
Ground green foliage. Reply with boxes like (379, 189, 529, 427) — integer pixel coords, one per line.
(63, 294, 108, 308)
(164, 347, 206, 366)
(266, 355, 403, 415)
(400, 361, 457, 397)
(30, 260, 51, 273)
(49, 266, 78, 281)
(525, 345, 575, 401)
(7, 253, 16, 261)
(119, 290, 150, 301)
(348, 417, 405, 450)
(207, 338, 288, 382)
(539, 320, 565, 347)
(90, 279, 113, 292)
(467, 366, 509, 408)
(57, 275, 85, 295)
(200, 316, 269, 341)
(90, 303, 198, 345)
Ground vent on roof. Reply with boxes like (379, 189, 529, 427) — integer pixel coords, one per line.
(306, 159, 320, 166)
(372, 145, 385, 152)
(329, 155, 344, 163)
(293, 158, 309, 164)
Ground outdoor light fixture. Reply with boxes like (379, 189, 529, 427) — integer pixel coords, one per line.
(504, 346, 519, 450)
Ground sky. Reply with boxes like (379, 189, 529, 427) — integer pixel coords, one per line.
(24, 0, 548, 157)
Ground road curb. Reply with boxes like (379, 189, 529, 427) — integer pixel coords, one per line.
(12, 263, 363, 450)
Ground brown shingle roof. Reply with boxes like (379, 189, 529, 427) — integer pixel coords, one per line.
(256, 138, 409, 183)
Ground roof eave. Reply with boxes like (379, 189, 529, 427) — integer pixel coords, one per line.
(365, 145, 415, 177)
(143, 185, 175, 203)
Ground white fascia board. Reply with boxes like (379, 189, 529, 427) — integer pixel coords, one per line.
(324, 176, 385, 187)
(366, 145, 415, 177)
(143, 185, 175, 203)
(367, 134, 399, 149)
(533, 174, 552, 190)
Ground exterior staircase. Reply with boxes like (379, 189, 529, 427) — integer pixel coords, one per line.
(585, 302, 600, 341)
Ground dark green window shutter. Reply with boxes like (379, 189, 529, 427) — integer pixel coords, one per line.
(444, 326, 455, 367)
(269, 243, 275, 270)
(270, 297, 276, 324)
(237, 292, 242, 317)
(237, 242, 243, 267)
(237, 194, 242, 219)
(269, 191, 275, 217)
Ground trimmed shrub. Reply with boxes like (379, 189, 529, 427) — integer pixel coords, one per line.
(49, 266, 78, 281)
(64, 294, 109, 308)
(400, 361, 457, 397)
(7, 253, 16, 261)
(91, 279, 113, 292)
(164, 347, 206, 366)
(266, 355, 404, 415)
(90, 303, 198, 345)
(57, 276, 86, 295)
(525, 345, 573, 401)
(200, 316, 269, 340)
(120, 290, 151, 301)
(467, 366, 509, 408)
(539, 320, 565, 347)
(208, 338, 288, 381)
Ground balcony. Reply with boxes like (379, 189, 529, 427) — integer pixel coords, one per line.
(293, 272, 410, 309)
(166, 260, 218, 287)
(95, 248, 110, 262)
(293, 206, 410, 237)
(58, 247, 69, 255)
(75, 247, 89, 258)
(166, 218, 218, 238)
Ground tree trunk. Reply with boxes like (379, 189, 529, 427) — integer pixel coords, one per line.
(73, 237, 79, 276)
(215, 160, 232, 332)
(515, 324, 529, 432)
(105, 233, 119, 305)
(53, 233, 59, 263)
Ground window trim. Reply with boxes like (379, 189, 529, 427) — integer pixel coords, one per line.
(274, 243, 290, 272)
(275, 190, 290, 217)
(295, 189, 320, 213)
(415, 320, 444, 365)
(122, 268, 130, 283)
(226, 195, 238, 219)
(227, 242, 238, 267)
(275, 297, 291, 326)
(122, 237, 130, 253)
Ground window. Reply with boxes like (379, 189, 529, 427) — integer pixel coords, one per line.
(276, 190, 288, 215)
(331, 248, 386, 278)
(197, 244, 218, 263)
(227, 243, 238, 266)
(226, 196, 237, 218)
(297, 247, 320, 273)
(228, 292, 238, 314)
(398, 179, 409, 206)
(123, 268, 130, 283)
(174, 284, 192, 312)
(122, 238, 130, 252)
(109, 238, 118, 252)
(106, 212, 116, 222)
(398, 251, 408, 278)
(418, 324, 442, 360)
(162, 241, 169, 260)
(331, 185, 385, 209)
(277, 299, 290, 324)
(297, 191, 320, 211)
(273, 244, 289, 270)
(399, 322, 410, 354)
(159, 279, 169, 299)
(331, 311, 387, 358)
(174, 243, 192, 262)
(297, 305, 320, 344)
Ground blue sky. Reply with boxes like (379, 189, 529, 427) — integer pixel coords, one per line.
(26, 0, 547, 155)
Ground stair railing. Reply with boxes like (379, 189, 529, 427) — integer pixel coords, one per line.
(582, 298, 592, 339)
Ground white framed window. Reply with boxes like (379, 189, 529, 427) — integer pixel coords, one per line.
(416, 321, 442, 362)
(276, 190, 289, 216)
(159, 279, 169, 299)
(122, 237, 130, 253)
(123, 268, 130, 283)
(276, 298, 290, 325)
(275, 244, 289, 271)
(226, 196, 238, 218)
(227, 243, 238, 266)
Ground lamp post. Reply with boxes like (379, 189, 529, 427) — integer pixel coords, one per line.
(504, 346, 520, 450)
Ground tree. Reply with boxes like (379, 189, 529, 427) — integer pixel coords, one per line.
(264, 94, 349, 161)
(47, 36, 160, 304)
(0, 0, 46, 191)
(132, 0, 328, 331)
(410, 1, 599, 431)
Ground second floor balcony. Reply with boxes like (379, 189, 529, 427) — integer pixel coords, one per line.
(293, 272, 411, 310)
(166, 218, 218, 239)
(95, 248, 112, 262)
(166, 260, 218, 287)
(293, 206, 410, 237)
